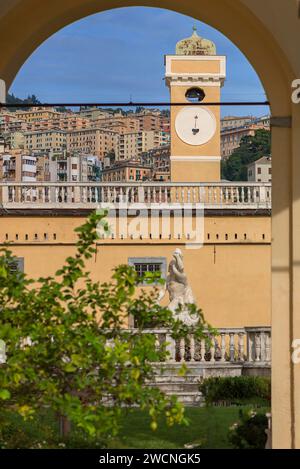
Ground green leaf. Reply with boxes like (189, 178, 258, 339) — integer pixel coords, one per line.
(0, 389, 10, 400)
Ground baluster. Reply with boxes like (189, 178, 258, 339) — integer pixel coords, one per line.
(214, 187, 217, 204)
(247, 332, 254, 362)
(200, 339, 206, 362)
(193, 187, 196, 203)
(229, 333, 235, 362)
(166, 333, 176, 362)
(155, 334, 160, 354)
(187, 188, 191, 203)
(175, 187, 179, 203)
(247, 186, 251, 204)
(179, 338, 185, 362)
(190, 335, 195, 362)
(12, 187, 15, 202)
(255, 332, 261, 361)
(159, 186, 162, 203)
(241, 187, 245, 203)
(238, 333, 245, 361)
(181, 187, 184, 203)
(260, 332, 266, 361)
(220, 333, 226, 362)
(219, 187, 223, 205)
(210, 339, 216, 363)
(198, 187, 202, 203)
(225, 187, 229, 204)
(265, 332, 271, 362)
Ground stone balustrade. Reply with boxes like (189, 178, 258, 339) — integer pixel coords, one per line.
(137, 327, 271, 365)
(0, 182, 272, 209)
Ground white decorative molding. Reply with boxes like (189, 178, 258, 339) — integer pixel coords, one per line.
(170, 156, 221, 162)
(165, 55, 226, 83)
(168, 79, 221, 87)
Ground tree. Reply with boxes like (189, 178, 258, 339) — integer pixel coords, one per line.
(6, 93, 41, 111)
(0, 210, 213, 446)
(222, 129, 271, 181)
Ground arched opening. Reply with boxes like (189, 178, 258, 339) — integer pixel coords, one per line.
(0, 0, 299, 449)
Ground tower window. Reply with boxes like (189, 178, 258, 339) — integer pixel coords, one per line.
(185, 87, 205, 103)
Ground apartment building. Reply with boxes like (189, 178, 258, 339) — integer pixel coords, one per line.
(35, 152, 51, 182)
(15, 107, 61, 123)
(76, 107, 113, 120)
(101, 159, 152, 182)
(247, 156, 272, 183)
(118, 132, 138, 160)
(91, 116, 140, 133)
(3, 131, 25, 149)
(221, 117, 270, 158)
(0, 150, 36, 182)
(221, 116, 253, 131)
(0, 111, 29, 133)
(25, 114, 92, 132)
(140, 145, 171, 181)
(66, 128, 118, 159)
(137, 113, 170, 132)
(24, 130, 67, 151)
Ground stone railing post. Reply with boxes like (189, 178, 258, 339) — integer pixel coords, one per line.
(229, 333, 235, 362)
(238, 332, 245, 361)
(165, 333, 176, 362)
(0, 185, 9, 204)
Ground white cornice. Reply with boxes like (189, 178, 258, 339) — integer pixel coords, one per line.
(165, 55, 226, 81)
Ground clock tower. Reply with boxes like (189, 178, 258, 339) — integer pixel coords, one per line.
(165, 27, 226, 182)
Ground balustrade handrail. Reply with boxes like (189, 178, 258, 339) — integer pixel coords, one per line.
(0, 181, 272, 188)
(119, 326, 271, 365)
(0, 181, 272, 209)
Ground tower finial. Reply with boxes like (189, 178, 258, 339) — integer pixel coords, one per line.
(192, 24, 197, 33)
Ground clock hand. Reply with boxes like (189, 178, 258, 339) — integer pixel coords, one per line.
(192, 115, 199, 135)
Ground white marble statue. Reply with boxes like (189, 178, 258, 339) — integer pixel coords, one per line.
(158, 249, 198, 325)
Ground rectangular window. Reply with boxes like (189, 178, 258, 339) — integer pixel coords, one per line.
(128, 257, 166, 283)
(9, 257, 24, 274)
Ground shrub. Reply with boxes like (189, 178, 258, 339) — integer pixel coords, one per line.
(228, 408, 268, 449)
(0, 211, 213, 447)
(199, 376, 271, 405)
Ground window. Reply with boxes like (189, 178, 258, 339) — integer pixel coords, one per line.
(258, 167, 262, 174)
(128, 257, 166, 283)
(9, 257, 24, 274)
(185, 87, 205, 103)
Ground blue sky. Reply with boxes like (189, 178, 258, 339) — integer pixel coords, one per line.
(10, 6, 269, 117)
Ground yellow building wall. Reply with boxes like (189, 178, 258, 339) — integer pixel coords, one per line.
(0, 214, 271, 329)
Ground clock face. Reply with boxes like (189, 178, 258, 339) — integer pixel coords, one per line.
(175, 106, 217, 146)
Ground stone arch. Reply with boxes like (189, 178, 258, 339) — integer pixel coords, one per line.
(0, 0, 299, 449)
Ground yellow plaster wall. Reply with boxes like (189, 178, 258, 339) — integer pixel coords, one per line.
(0, 214, 271, 329)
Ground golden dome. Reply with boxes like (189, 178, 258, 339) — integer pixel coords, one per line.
(176, 26, 216, 56)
